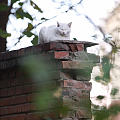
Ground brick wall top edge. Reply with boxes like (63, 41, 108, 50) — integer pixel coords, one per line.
(0, 40, 97, 61)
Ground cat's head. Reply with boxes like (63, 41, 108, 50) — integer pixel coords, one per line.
(56, 22, 72, 37)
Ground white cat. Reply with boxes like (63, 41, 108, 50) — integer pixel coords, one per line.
(38, 22, 72, 44)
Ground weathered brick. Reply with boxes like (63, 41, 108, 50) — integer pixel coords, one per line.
(51, 42, 70, 51)
(32, 44, 42, 53)
(63, 80, 91, 90)
(69, 44, 77, 51)
(62, 61, 93, 69)
(0, 41, 98, 119)
(26, 113, 41, 120)
(15, 84, 35, 96)
(27, 94, 34, 102)
(0, 79, 8, 89)
(60, 72, 73, 80)
(18, 48, 25, 57)
(8, 87, 16, 96)
(76, 43, 84, 51)
(0, 114, 26, 120)
(0, 88, 8, 97)
(54, 51, 69, 59)
(0, 103, 34, 116)
(63, 88, 90, 98)
(0, 84, 37, 98)
(42, 42, 70, 51)
(75, 108, 91, 118)
(10, 50, 18, 59)
(0, 95, 28, 107)
(25, 46, 34, 56)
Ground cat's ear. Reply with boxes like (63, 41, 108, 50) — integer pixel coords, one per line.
(57, 22, 60, 27)
(68, 22, 72, 28)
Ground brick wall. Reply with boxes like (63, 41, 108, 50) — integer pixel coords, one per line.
(0, 40, 99, 120)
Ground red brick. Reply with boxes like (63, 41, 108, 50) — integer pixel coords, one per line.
(0, 88, 8, 97)
(63, 80, 91, 90)
(9, 50, 18, 59)
(15, 84, 33, 95)
(0, 95, 27, 107)
(26, 113, 41, 120)
(12, 95, 27, 105)
(63, 88, 90, 99)
(25, 46, 34, 55)
(8, 87, 16, 96)
(32, 44, 42, 53)
(8, 70, 16, 78)
(0, 80, 8, 89)
(23, 85, 32, 94)
(27, 94, 33, 102)
(0, 114, 26, 120)
(75, 109, 91, 118)
(15, 86, 24, 95)
(18, 48, 25, 57)
(76, 43, 84, 51)
(10, 79, 16, 86)
(51, 42, 70, 51)
(0, 103, 33, 116)
(62, 61, 91, 69)
(69, 44, 77, 51)
(61, 61, 80, 69)
(42, 42, 70, 51)
(54, 51, 69, 59)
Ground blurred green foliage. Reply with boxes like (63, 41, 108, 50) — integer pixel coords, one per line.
(93, 38, 120, 120)
(0, 28, 11, 38)
(93, 105, 120, 120)
(21, 55, 70, 119)
(95, 57, 112, 84)
(111, 88, 119, 96)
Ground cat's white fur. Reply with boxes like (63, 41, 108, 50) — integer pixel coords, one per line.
(38, 22, 72, 44)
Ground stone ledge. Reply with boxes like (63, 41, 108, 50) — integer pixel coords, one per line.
(61, 61, 95, 69)
(0, 41, 98, 70)
(0, 40, 97, 61)
(63, 79, 91, 90)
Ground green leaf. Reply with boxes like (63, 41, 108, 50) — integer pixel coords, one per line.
(31, 35, 38, 45)
(41, 17, 48, 21)
(95, 76, 102, 81)
(97, 95, 105, 100)
(23, 31, 34, 37)
(0, 4, 9, 11)
(111, 88, 119, 96)
(0, 28, 11, 38)
(26, 23, 33, 31)
(73, 38, 78, 41)
(24, 12, 33, 20)
(19, 2, 24, 6)
(11, 0, 19, 4)
(102, 57, 112, 83)
(16, 8, 23, 19)
(30, 1, 43, 13)
(16, 8, 33, 20)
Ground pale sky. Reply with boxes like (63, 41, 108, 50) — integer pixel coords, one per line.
(7, 0, 120, 50)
